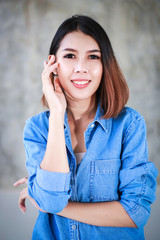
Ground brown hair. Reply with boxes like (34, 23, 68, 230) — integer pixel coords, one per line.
(41, 15, 129, 119)
(99, 56, 129, 119)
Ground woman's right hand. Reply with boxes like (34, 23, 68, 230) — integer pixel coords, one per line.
(42, 55, 67, 117)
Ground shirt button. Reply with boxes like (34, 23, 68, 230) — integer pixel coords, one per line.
(91, 123, 95, 128)
(72, 225, 77, 230)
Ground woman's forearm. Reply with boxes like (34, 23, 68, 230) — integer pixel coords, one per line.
(57, 201, 137, 228)
(40, 113, 69, 173)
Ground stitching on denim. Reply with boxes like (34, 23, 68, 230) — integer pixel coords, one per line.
(128, 202, 141, 214)
(127, 165, 148, 214)
(93, 195, 119, 201)
(137, 164, 149, 199)
(122, 116, 143, 144)
(64, 174, 69, 191)
(90, 161, 95, 200)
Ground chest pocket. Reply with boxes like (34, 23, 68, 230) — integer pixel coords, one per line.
(90, 159, 121, 202)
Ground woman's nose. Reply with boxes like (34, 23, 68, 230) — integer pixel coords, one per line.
(73, 60, 88, 73)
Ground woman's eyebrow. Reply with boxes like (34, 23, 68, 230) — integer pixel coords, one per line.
(87, 49, 101, 53)
(62, 48, 101, 53)
(62, 48, 76, 52)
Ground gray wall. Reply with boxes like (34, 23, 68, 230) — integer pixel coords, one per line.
(0, 0, 160, 239)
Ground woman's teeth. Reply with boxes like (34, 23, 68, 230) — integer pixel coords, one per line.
(72, 80, 90, 85)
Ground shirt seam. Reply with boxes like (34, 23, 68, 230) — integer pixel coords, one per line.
(127, 164, 149, 215)
(122, 115, 144, 144)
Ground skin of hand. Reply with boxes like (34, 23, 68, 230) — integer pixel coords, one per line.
(42, 55, 67, 117)
(13, 178, 45, 213)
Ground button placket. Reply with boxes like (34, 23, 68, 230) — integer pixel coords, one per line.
(70, 219, 78, 240)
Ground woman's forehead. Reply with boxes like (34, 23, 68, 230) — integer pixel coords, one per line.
(58, 31, 100, 52)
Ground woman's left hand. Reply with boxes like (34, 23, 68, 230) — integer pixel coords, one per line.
(13, 177, 45, 213)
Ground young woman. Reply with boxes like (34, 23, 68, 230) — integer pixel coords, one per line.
(14, 15, 158, 240)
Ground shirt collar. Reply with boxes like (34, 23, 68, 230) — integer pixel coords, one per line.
(92, 102, 112, 134)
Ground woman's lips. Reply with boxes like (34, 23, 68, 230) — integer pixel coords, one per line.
(71, 79, 91, 88)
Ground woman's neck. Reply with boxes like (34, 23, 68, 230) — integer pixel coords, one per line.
(66, 95, 97, 121)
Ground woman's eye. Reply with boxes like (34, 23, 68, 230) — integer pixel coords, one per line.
(64, 54, 75, 59)
(89, 55, 101, 60)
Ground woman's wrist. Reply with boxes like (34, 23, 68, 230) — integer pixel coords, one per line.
(49, 110, 65, 123)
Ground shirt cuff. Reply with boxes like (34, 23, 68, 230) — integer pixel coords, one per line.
(36, 166, 71, 192)
(120, 200, 150, 228)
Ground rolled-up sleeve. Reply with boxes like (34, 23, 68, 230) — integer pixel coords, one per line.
(23, 117, 71, 213)
(119, 115, 158, 228)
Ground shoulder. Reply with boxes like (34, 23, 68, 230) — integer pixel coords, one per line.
(24, 111, 50, 140)
(110, 107, 147, 142)
(25, 111, 50, 127)
(117, 106, 144, 121)
(118, 107, 147, 143)
(114, 106, 145, 128)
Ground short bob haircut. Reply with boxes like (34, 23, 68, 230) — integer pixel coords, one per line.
(42, 15, 129, 119)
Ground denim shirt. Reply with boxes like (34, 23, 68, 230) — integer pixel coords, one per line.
(24, 104, 158, 240)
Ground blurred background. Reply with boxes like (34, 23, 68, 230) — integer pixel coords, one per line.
(0, 0, 159, 239)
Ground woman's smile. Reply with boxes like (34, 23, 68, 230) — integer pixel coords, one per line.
(71, 79, 91, 88)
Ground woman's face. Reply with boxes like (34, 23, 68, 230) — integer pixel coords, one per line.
(55, 31, 103, 102)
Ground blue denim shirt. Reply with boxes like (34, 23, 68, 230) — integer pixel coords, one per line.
(24, 104, 158, 240)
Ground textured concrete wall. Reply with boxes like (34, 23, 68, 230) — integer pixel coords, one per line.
(0, 0, 159, 189)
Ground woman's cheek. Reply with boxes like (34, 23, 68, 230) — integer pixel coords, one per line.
(93, 66, 103, 80)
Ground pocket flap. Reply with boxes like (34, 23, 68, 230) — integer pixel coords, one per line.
(91, 159, 121, 174)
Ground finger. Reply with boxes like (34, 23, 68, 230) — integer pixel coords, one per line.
(43, 55, 55, 70)
(19, 188, 28, 213)
(44, 60, 47, 68)
(13, 177, 28, 186)
(48, 54, 56, 63)
(19, 197, 26, 213)
(13, 177, 28, 187)
(42, 62, 58, 77)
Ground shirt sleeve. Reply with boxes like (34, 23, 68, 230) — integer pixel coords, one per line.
(119, 115, 158, 228)
(23, 117, 71, 214)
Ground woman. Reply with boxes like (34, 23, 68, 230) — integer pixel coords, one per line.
(14, 15, 158, 239)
